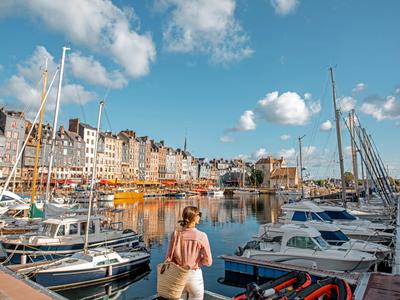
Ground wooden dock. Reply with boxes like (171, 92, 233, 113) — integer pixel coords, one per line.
(353, 272, 400, 299)
(0, 265, 65, 300)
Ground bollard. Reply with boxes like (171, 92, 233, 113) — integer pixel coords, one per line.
(105, 284, 112, 296)
(21, 254, 27, 265)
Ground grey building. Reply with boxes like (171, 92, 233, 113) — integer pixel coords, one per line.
(137, 136, 149, 180)
(0, 108, 26, 180)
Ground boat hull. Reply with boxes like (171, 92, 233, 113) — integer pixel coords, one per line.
(243, 250, 374, 272)
(35, 254, 150, 290)
(2, 235, 140, 264)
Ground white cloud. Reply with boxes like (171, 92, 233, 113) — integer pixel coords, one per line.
(320, 120, 333, 131)
(361, 95, 400, 121)
(235, 153, 250, 161)
(69, 52, 127, 89)
(0, 46, 96, 114)
(233, 110, 256, 131)
(303, 145, 317, 156)
(256, 91, 319, 125)
(253, 148, 268, 159)
(345, 146, 352, 158)
(220, 135, 234, 143)
(280, 134, 291, 141)
(304, 92, 312, 100)
(279, 148, 296, 160)
(352, 83, 367, 94)
(337, 96, 356, 112)
(158, 0, 253, 63)
(1, 0, 156, 78)
(270, 0, 299, 16)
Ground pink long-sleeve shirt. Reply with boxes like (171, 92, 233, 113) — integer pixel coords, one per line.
(166, 227, 212, 270)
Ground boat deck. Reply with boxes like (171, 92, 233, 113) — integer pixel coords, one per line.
(0, 265, 65, 300)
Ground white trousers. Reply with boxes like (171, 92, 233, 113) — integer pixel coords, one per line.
(181, 268, 204, 300)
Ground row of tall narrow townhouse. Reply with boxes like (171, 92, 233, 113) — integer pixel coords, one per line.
(1, 109, 234, 186)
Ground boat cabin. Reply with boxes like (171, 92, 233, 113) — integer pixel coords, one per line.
(72, 248, 124, 265)
(260, 224, 331, 252)
(318, 205, 357, 221)
(40, 216, 102, 238)
(281, 201, 334, 223)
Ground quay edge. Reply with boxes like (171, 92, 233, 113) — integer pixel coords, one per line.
(0, 264, 66, 300)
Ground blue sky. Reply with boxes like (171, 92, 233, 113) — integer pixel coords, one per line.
(0, 0, 399, 178)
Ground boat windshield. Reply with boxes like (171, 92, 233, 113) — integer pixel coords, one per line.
(324, 210, 357, 220)
(309, 212, 333, 222)
(313, 236, 330, 250)
(319, 230, 350, 246)
(41, 223, 58, 237)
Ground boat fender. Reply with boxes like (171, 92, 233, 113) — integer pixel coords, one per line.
(262, 288, 275, 297)
(107, 265, 112, 277)
(20, 254, 27, 265)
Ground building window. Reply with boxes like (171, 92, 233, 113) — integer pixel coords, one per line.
(12, 143, 17, 151)
(12, 132, 18, 139)
(5, 142, 10, 150)
(6, 131, 11, 138)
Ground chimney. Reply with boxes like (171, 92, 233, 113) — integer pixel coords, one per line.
(160, 140, 164, 146)
(69, 118, 79, 134)
(60, 125, 65, 138)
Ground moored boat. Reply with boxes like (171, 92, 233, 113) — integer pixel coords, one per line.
(236, 224, 377, 272)
(31, 247, 150, 290)
(1, 215, 141, 264)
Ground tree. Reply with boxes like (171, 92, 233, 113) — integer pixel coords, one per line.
(343, 171, 354, 187)
(249, 169, 264, 187)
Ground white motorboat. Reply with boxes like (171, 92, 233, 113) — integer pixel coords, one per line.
(319, 204, 394, 232)
(280, 201, 393, 244)
(98, 192, 114, 202)
(257, 222, 391, 262)
(237, 223, 377, 272)
(233, 188, 260, 195)
(207, 189, 224, 197)
(1, 215, 141, 264)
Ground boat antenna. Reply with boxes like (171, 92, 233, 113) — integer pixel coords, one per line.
(84, 100, 104, 253)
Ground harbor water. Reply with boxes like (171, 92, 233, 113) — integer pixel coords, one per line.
(58, 194, 285, 299)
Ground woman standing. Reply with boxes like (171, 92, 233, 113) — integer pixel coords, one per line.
(165, 206, 212, 300)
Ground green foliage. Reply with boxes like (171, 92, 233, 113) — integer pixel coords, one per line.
(249, 169, 264, 187)
(343, 171, 354, 186)
(314, 179, 326, 187)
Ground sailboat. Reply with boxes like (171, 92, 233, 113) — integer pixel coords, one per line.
(233, 160, 259, 195)
(1, 51, 141, 264)
(14, 101, 150, 289)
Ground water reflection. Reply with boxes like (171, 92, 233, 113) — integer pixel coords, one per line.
(69, 194, 284, 299)
(109, 195, 283, 248)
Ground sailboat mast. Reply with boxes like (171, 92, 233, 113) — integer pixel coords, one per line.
(84, 101, 104, 253)
(329, 67, 346, 207)
(45, 46, 70, 205)
(349, 109, 359, 201)
(298, 135, 305, 198)
(31, 60, 48, 204)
